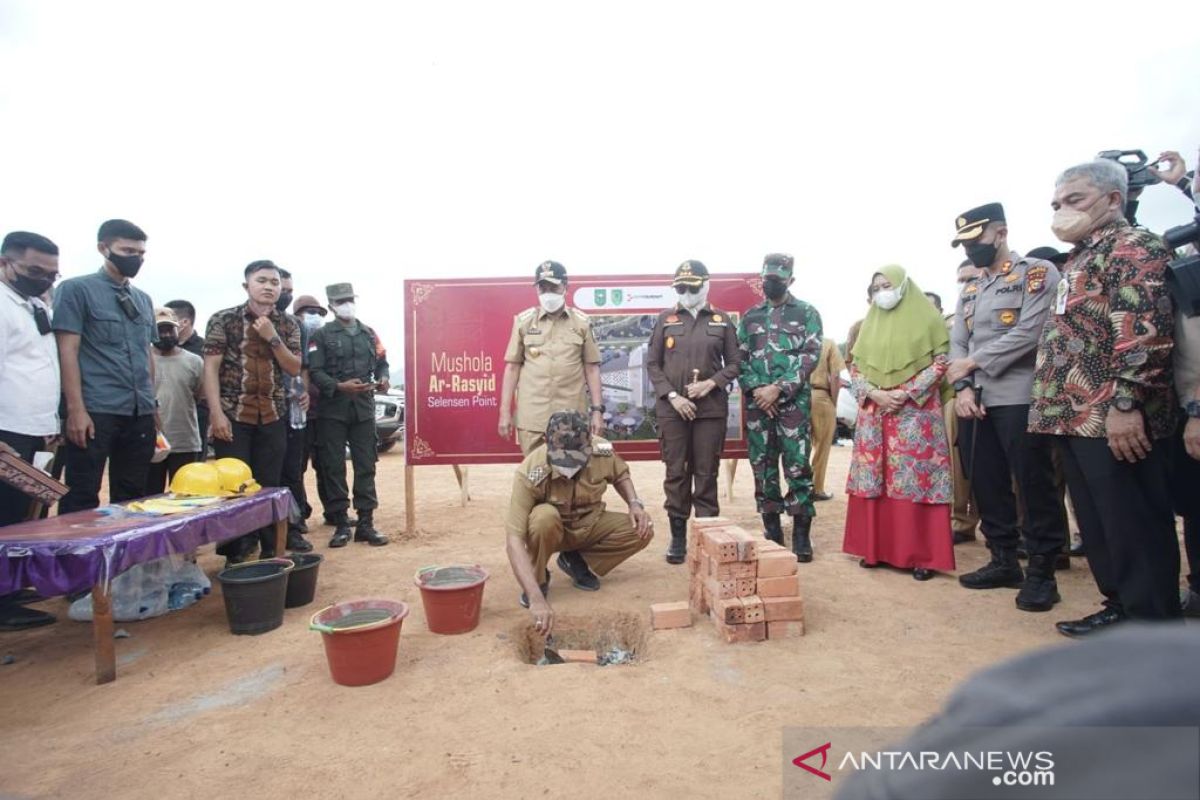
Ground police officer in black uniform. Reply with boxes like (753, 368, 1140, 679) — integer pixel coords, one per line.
(308, 282, 389, 548)
(646, 260, 741, 563)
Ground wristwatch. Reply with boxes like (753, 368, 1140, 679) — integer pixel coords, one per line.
(590, 403, 606, 413)
(667, 391, 679, 400)
(1112, 395, 1140, 413)
(628, 498, 645, 509)
(952, 379, 972, 393)
(268, 335, 283, 348)
(1186, 400, 1200, 419)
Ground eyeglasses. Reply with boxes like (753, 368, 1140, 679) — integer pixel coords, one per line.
(675, 285, 703, 295)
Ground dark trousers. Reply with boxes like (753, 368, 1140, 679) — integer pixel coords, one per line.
(145, 451, 203, 496)
(195, 402, 210, 457)
(1057, 435, 1181, 620)
(0, 430, 43, 526)
(59, 413, 156, 514)
(317, 416, 377, 515)
(659, 415, 726, 519)
(281, 424, 309, 531)
(1170, 416, 1200, 593)
(214, 419, 287, 555)
(957, 405, 1066, 557)
(302, 418, 331, 518)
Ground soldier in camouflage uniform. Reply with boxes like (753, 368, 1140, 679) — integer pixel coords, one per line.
(737, 253, 824, 561)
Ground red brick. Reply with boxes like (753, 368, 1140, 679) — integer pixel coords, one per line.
(762, 595, 805, 622)
(737, 539, 758, 561)
(735, 577, 756, 598)
(711, 560, 757, 580)
(766, 620, 805, 639)
(757, 574, 801, 598)
(741, 595, 765, 624)
(705, 577, 738, 601)
(688, 580, 707, 616)
(650, 601, 692, 630)
(719, 621, 767, 643)
(756, 549, 799, 578)
(712, 596, 745, 624)
(757, 540, 787, 553)
(689, 516, 732, 534)
(558, 649, 599, 663)
(702, 530, 740, 563)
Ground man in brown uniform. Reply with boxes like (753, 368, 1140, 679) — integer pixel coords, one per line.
(505, 411, 654, 632)
(809, 337, 845, 501)
(646, 260, 741, 563)
(499, 261, 605, 455)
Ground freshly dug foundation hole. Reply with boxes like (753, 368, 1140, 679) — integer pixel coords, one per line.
(515, 610, 649, 666)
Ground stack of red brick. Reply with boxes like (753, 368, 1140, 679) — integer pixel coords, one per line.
(650, 516, 805, 642)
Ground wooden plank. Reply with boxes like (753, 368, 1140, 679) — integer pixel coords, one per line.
(273, 518, 286, 556)
(92, 582, 115, 685)
(405, 463, 416, 534)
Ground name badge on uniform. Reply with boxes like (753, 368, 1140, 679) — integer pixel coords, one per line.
(1054, 279, 1069, 315)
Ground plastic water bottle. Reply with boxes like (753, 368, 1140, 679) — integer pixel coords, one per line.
(288, 375, 307, 429)
(168, 582, 204, 611)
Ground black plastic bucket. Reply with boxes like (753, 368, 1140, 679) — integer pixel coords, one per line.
(216, 558, 294, 635)
(285, 553, 323, 608)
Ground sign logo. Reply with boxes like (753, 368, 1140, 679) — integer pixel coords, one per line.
(793, 742, 833, 782)
(610, 289, 624, 306)
(593, 289, 607, 307)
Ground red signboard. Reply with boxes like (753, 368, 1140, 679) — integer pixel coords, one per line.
(404, 274, 763, 465)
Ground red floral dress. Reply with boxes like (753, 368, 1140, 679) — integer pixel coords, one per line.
(842, 355, 955, 571)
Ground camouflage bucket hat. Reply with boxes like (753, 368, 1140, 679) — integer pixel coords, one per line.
(545, 410, 592, 471)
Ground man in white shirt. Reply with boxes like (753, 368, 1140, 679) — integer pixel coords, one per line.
(0, 231, 61, 630)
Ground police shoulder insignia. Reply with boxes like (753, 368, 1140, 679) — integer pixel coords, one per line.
(518, 308, 536, 322)
(526, 465, 549, 485)
(1000, 261, 1013, 275)
(1027, 265, 1047, 280)
(964, 284, 978, 295)
(711, 314, 723, 323)
(592, 439, 614, 456)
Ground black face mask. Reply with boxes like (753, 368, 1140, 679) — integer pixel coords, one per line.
(965, 242, 997, 269)
(275, 291, 294, 313)
(9, 270, 54, 299)
(762, 278, 788, 301)
(108, 250, 144, 278)
(154, 337, 178, 352)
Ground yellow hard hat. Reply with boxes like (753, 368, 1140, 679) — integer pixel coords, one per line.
(170, 462, 223, 496)
(214, 458, 262, 495)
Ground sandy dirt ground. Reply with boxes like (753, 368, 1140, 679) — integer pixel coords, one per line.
(0, 446, 1173, 799)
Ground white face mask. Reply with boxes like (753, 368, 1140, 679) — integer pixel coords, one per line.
(301, 312, 324, 332)
(332, 301, 356, 321)
(872, 279, 906, 311)
(678, 283, 709, 311)
(539, 292, 565, 313)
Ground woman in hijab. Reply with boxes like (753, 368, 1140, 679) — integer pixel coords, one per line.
(843, 265, 955, 580)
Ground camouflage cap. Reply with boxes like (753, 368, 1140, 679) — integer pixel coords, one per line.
(762, 253, 794, 279)
(533, 261, 568, 286)
(673, 259, 709, 287)
(326, 282, 356, 302)
(545, 410, 592, 471)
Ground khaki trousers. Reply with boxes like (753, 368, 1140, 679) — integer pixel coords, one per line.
(517, 429, 546, 455)
(944, 400, 979, 535)
(525, 504, 652, 577)
(811, 389, 836, 495)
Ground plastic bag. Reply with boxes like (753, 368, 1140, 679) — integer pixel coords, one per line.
(69, 555, 211, 622)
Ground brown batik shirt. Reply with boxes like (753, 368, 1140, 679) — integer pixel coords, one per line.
(1028, 218, 1176, 439)
(204, 303, 302, 425)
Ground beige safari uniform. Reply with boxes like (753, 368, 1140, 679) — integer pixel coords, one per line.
(504, 438, 652, 578)
(809, 338, 846, 495)
(504, 305, 601, 454)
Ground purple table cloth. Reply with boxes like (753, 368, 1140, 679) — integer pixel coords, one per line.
(0, 488, 293, 597)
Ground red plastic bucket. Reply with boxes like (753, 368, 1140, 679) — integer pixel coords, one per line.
(414, 565, 489, 635)
(309, 599, 409, 686)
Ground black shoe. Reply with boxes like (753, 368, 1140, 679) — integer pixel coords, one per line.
(958, 549, 1024, 590)
(791, 515, 813, 563)
(858, 558, 878, 569)
(259, 548, 277, 560)
(813, 492, 833, 502)
(329, 523, 353, 548)
(296, 519, 310, 534)
(762, 512, 784, 544)
(1016, 556, 1060, 612)
(519, 571, 551, 609)
(557, 551, 600, 591)
(913, 568, 935, 581)
(353, 514, 389, 547)
(0, 604, 57, 631)
(1055, 608, 1125, 638)
(952, 529, 977, 545)
(1069, 535, 1085, 557)
(286, 530, 313, 553)
(324, 514, 357, 527)
(1054, 551, 1071, 571)
(665, 517, 687, 565)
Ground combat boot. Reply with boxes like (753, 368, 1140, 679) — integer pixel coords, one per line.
(665, 516, 688, 564)
(328, 512, 353, 548)
(762, 513, 784, 544)
(791, 515, 813, 563)
(353, 510, 390, 546)
(958, 546, 1024, 590)
(1016, 554, 1061, 612)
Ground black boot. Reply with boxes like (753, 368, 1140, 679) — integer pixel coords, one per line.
(665, 517, 687, 564)
(354, 510, 390, 546)
(762, 513, 783, 544)
(286, 528, 313, 553)
(1016, 554, 1061, 612)
(958, 546, 1024, 589)
(328, 513, 352, 548)
(791, 515, 813, 563)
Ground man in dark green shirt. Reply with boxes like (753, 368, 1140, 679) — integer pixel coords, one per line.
(308, 282, 389, 548)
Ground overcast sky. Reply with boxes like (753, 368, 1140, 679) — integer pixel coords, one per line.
(2, 1, 1196, 372)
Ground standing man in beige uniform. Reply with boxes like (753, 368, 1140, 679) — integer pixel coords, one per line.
(498, 261, 605, 455)
(809, 337, 845, 501)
